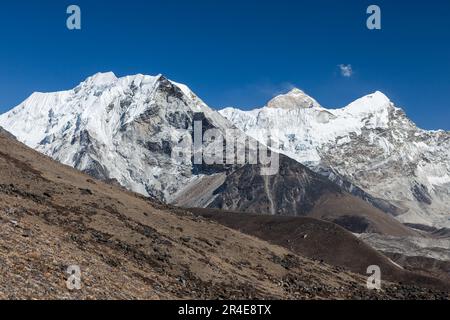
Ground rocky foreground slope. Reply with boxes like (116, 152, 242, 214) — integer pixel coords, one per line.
(191, 208, 450, 290)
(0, 129, 449, 299)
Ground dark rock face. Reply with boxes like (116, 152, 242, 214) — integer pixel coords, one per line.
(404, 223, 438, 233)
(332, 216, 372, 234)
(198, 151, 416, 238)
(190, 112, 232, 176)
(209, 154, 342, 216)
(411, 183, 432, 205)
(166, 111, 190, 130)
(317, 166, 404, 217)
(82, 159, 110, 181)
(143, 140, 173, 156)
(431, 228, 450, 239)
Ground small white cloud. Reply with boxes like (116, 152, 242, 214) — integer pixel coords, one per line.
(339, 64, 353, 77)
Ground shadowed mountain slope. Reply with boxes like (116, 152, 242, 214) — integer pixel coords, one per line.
(200, 155, 417, 237)
(190, 208, 450, 291)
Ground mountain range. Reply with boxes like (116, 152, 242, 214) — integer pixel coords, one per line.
(0, 72, 449, 298)
(221, 89, 450, 228)
(1, 72, 448, 232)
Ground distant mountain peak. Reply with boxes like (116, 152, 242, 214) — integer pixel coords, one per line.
(84, 71, 118, 85)
(342, 91, 393, 115)
(286, 88, 306, 95)
(360, 91, 391, 105)
(267, 88, 321, 110)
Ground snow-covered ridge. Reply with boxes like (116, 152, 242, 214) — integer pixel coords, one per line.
(220, 89, 450, 228)
(1, 72, 160, 146)
(1, 72, 230, 147)
(0, 72, 234, 201)
(220, 89, 394, 164)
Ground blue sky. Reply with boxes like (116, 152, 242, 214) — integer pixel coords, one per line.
(0, 0, 449, 130)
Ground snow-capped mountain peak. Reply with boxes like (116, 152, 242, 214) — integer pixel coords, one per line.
(219, 90, 450, 228)
(267, 88, 321, 110)
(0, 72, 235, 201)
(85, 71, 118, 85)
(342, 91, 392, 115)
